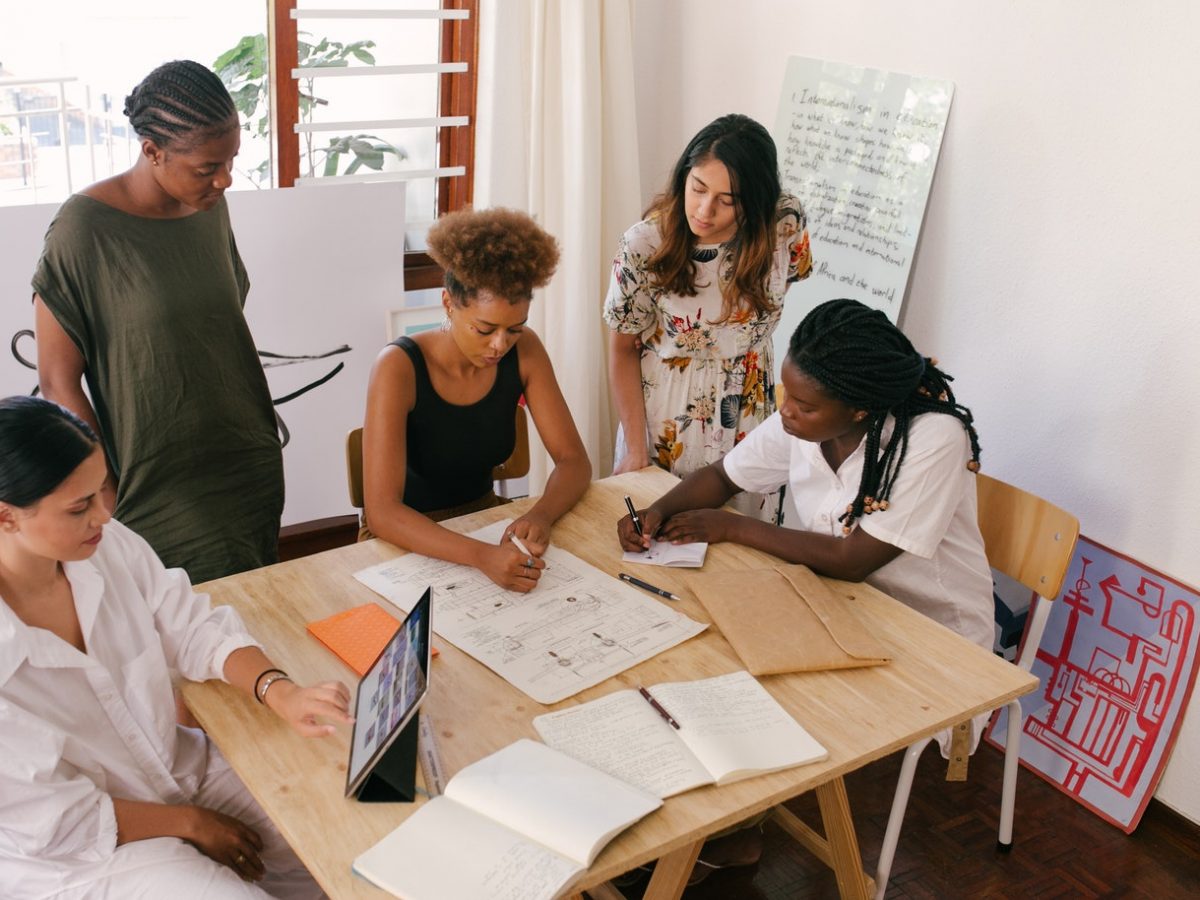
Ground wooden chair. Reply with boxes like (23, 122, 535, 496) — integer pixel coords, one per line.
(346, 405, 531, 509)
(868, 473, 1080, 898)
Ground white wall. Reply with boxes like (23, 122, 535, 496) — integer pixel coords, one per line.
(0, 183, 406, 528)
(631, 0, 1200, 822)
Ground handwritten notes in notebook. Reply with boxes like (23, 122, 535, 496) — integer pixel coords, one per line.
(533, 671, 828, 798)
(622, 539, 707, 568)
(353, 520, 707, 704)
(352, 739, 660, 900)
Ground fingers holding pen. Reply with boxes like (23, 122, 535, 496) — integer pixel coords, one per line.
(617, 504, 664, 552)
(482, 541, 546, 592)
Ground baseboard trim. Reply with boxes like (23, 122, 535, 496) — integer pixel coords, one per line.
(278, 514, 360, 561)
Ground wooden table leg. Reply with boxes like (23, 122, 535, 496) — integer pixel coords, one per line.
(642, 839, 703, 900)
(816, 776, 870, 900)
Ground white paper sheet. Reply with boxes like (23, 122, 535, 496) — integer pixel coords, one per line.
(354, 520, 708, 703)
(622, 539, 708, 568)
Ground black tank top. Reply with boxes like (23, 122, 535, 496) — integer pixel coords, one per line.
(392, 336, 523, 513)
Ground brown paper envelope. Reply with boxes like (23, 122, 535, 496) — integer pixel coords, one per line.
(688, 565, 890, 675)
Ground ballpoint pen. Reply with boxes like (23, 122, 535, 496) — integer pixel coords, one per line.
(507, 533, 546, 569)
(638, 685, 681, 729)
(618, 572, 680, 602)
(623, 495, 644, 537)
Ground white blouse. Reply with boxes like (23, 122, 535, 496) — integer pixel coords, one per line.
(722, 411, 995, 651)
(0, 519, 259, 892)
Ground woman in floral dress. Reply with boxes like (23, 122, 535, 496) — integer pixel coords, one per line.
(605, 114, 812, 518)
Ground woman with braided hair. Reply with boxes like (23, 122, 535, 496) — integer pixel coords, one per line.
(618, 298, 995, 655)
(32, 60, 283, 584)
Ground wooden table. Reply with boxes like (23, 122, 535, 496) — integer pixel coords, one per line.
(183, 469, 1037, 900)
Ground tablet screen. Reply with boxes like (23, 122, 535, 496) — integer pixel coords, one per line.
(345, 588, 432, 795)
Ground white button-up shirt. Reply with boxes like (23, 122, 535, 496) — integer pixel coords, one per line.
(0, 520, 259, 894)
(723, 412, 994, 651)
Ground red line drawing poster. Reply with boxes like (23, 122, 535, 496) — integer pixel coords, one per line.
(986, 536, 1200, 832)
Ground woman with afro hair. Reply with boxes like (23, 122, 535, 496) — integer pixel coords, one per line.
(361, 208, 591, 592)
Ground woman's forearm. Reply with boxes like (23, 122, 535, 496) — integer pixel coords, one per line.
(369, 501, 496, 569)
(113, 799, 197, 847)
(525, 453, 592, 527)
(726, 516, 902, 582)
(651, 463, 741, 520)
(608, 333, 650, 466)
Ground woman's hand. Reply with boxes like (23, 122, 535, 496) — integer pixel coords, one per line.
(184, 805, 265, 882)
(503, 513, 551, 557)
(479, 541, 546, 592)
(656, 508, 742, 545)
(263, 680, 354, 738)
(617, 506, 665, 552)
(612, 449, 650, 476)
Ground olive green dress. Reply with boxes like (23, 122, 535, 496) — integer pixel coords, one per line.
(32, 194, 284, 583)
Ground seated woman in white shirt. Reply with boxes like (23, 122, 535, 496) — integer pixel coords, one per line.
(618, 297, 995, 655)
(0, 396, 353, 899)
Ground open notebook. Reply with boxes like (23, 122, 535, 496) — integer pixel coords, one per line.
(622, 538, 708, 568)
(352, 739, 661, 900)
(533, 670, 827, 799)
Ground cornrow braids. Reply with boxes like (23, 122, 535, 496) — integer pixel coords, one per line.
(788, 298, 982, 533)
(123, 60, 237, 149)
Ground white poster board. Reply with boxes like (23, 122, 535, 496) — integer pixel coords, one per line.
(233, 182, 406, 525)
(0, 182, 406, 527)
(771, 57, 953, 361)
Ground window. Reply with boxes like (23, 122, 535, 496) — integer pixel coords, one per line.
(268, 0, 479, 289)
(0, 0, 479, 282)
(0, 1, 268, 206)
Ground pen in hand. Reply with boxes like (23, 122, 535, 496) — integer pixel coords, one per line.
(507, 532, 548, 570)
(623, 495, 644, 538)
(638, 685, 681, 730)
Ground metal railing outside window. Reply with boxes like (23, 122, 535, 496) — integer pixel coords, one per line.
(0, 76, 138, 207)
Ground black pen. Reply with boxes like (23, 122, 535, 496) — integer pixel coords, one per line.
(623, 495, 644, 537)
(638, 685, 681, 730)
(619, 572, 680, 602)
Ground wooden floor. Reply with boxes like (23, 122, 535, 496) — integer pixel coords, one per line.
(619, 740, 1200, 899)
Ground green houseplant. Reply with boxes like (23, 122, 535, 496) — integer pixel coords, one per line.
(213, 33, 406, 185)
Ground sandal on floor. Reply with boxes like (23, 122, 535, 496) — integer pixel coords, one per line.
(611, 865, 652, 888)
(689, 826, 765, 884)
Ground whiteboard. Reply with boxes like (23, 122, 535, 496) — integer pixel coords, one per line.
(771, 56, 953, 363)
(0, 182, 407, 526)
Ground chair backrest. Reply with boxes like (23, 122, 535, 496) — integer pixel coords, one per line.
(346, 426, 365, 508)
(492, 403, 531, 481)
(975, 473, 1080, 601)
(345, 404, 531, 509)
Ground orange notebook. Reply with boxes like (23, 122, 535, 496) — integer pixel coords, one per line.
(307, 602, 429, 676)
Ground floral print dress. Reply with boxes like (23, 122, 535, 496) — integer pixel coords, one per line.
(604, 193, 812, 517)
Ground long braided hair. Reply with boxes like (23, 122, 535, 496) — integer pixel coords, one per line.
(788, 299, 981, 534)
(123, 60, 237, 149)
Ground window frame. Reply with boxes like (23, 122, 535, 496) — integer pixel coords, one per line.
(267, 0, 478, 289)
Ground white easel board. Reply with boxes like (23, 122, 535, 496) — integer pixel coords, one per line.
(771, 56, 953, 356)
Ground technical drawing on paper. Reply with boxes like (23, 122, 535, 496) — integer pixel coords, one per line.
(354, 520, 707, 703)
(986, 536, 1200, 831)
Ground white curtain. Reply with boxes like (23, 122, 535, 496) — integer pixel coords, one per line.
(475, 0, 642, 490)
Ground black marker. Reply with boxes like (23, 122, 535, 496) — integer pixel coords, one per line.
(623, 495, 644, 537)
(619, 572, 680, 602)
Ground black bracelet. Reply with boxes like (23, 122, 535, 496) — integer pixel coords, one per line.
(253, 667, 286, 703)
